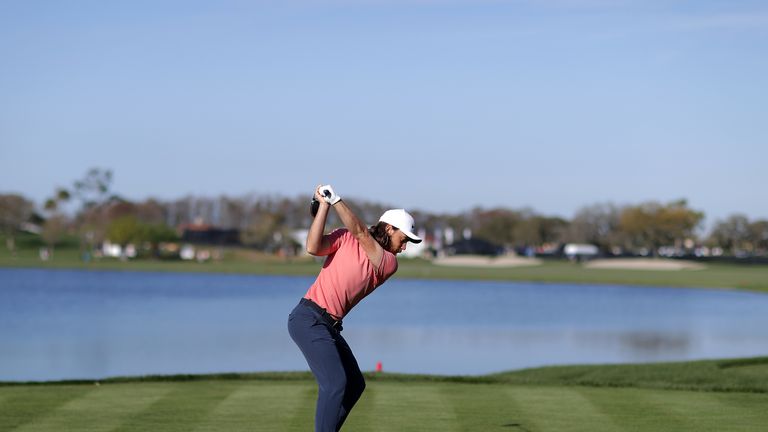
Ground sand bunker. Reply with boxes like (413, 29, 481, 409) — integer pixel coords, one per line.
(432, 254, 542, 268)
(584, 258, 706, 271)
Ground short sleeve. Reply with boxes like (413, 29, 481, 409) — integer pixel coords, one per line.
(314, 228, 347, 256)
(377, 250, 398, 282)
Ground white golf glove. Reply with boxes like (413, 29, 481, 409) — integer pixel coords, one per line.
(319, 185, 341, 205)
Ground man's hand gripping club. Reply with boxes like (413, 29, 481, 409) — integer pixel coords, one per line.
(318, 185, 341, 205)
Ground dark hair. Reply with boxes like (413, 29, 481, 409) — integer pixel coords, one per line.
(369, 221, 396, 250)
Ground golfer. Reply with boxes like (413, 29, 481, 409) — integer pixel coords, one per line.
(288, 184, 422, 432)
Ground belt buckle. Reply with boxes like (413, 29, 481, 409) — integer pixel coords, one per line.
(332, 320, 343, 331)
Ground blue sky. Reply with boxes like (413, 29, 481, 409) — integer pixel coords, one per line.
(1, 0, 766, 226)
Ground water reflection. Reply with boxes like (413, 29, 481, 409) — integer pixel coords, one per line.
(1, 268, 768, 380)
(616, 331, 691, 354)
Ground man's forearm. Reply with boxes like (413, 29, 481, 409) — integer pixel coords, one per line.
(306, 203, 329, 254)
(333, 200, 368, 238)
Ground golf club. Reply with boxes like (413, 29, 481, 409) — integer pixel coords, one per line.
(310, 189, 332, 217)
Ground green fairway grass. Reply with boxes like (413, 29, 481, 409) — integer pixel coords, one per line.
(2, 242, 768, 292)
(2, 358, 768, 431)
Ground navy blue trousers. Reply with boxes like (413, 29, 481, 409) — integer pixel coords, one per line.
(288, 300, 365, 432)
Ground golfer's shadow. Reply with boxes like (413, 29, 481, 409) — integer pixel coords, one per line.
(502, 423, 531, 431)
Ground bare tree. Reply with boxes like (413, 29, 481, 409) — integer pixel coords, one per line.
(468, 207, 522, 249)
(218, 195, 247, 229)
(566, 203, 623, 251)
(709, 214, 755, 254)
(750, 220, 768, 254)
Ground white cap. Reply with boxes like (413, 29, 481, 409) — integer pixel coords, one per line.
(379, 209, 422, 243)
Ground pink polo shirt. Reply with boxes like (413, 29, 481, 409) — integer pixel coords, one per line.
(304, 228, 398, 319)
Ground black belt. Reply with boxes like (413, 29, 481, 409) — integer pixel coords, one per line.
(300, 298, 343, 331)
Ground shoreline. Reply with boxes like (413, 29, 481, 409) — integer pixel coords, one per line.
(1, 252, 767, 293)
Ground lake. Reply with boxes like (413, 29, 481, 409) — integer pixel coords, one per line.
(1, 268, 767, 381)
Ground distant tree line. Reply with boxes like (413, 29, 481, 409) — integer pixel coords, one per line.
(1, 168, 767, 259)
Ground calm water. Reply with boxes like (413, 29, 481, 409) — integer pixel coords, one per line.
(2, 268, 768, 381)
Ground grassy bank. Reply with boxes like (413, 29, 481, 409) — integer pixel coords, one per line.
(2, 244, 768, 292)
(2, 357, 767, 431)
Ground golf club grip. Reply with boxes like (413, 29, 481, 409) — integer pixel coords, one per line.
(310, 188, 332, 217)
(310, 198, 320, 217)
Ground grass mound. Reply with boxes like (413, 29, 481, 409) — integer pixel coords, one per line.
(492, 356, 768, 393)
(4, 356, 767, 394)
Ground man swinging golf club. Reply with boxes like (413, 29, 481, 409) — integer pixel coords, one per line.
(288, 184, 422, 432)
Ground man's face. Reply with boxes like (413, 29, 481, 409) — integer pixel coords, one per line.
(386, 226, 410, 254)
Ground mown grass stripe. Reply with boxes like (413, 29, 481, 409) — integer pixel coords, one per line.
(341, 379, 376, 432)
(577, 387, 689, 431)
(192, 381, 314, 432)
(11, 384, 170, 432)
(642, 389, 768, 431)
(440, 382, 524, 431)
(712, 392, 768, 429)
(285, 385, 318, 431)
(109, 381, 235, 432)
(363, 382, 459, 432)
(505, 386, 622, 432)
(0, 385, 92, 431)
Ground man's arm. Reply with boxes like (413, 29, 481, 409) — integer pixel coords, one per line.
(306, 186, 332, 255)
(320, 185, 384, 268)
